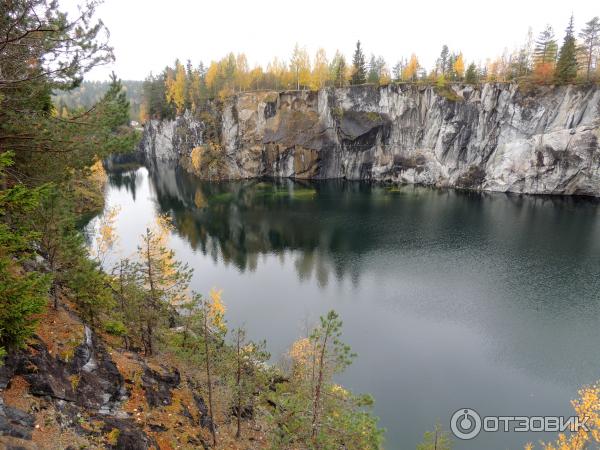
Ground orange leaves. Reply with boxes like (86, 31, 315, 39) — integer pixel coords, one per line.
(402, 54, 419, 81)
(533, 62, 556, 83)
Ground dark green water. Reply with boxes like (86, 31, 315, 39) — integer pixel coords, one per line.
(95, 161, 600, 449)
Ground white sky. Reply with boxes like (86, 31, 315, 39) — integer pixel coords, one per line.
(61, 0, 599, 81)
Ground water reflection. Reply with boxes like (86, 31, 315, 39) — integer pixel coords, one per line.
(102, 159, 600, 449)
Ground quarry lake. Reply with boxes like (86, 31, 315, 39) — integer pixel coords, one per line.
(92, 161, 600, 449)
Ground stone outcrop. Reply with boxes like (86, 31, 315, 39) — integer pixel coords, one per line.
(139, 83, 600, 196)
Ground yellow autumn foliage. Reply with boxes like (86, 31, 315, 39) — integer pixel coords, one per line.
(402, 54, 419, 81)
(526, 382, 600, 450)
(190, 146, 204, 171)
(198, 287, 226, 331)
(91, 205, 120, 262)
(454, 53, 465, 79)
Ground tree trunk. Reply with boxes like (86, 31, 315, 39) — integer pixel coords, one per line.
(236, 330, 242, 439)
(311, 323, 331, 444)
(204, 312, 217, 446)
(52, 283, 58, 309)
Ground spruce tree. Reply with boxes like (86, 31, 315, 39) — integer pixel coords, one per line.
(351, 41, 367, 85)
(555, 15, 579, 83)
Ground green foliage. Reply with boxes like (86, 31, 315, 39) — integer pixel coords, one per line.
(417, 423, 453, 450)
(229, 327, 270, 438)
(0, 0, 138, 186)
(436, 84, 462, 102)
(329, 51, 347, 88)
(351, 41, 367, 85)
(112, 220, 193, 355)
(555, 16, 579, 83)
(142, 71, 176, 120)
(0, 0, 136, 359)
(67, 256, 113, 326)
(110, 259, 146, 350)
(0, 154, 51, 355)
(465, 63, 479, 84)
(104, 320, 127, 337)
(53, 80, 144, 122)
(367, 55, 383, 84)
(267, 310, 382, 449)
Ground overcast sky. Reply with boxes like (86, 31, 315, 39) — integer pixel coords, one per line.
(61, 0, 599, 81)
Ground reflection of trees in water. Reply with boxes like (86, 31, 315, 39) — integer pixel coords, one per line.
(108, 168, 142, 201)
(143, 159, 412, 285)
(140, 158, 600, 292)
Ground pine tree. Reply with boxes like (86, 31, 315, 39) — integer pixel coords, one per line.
(269, 310, 382, 448)
(417, 423, 453, 450)
(197, 289, 226, 446)
(231, 327, 269, 439)
(579, 16, 600, 80)
(136, 216, 192, 355)
(555, 15, 579, 83)
(310, 310, 356, 442)
(350, 41, 367, 85)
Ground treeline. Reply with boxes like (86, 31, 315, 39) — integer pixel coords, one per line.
(53, 80, 144, 122)
(141, 14, 600, 121)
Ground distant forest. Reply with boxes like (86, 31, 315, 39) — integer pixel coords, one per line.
(53, 80, 144, 122)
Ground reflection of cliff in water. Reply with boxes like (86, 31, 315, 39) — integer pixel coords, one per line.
(144, 158, 385, 285)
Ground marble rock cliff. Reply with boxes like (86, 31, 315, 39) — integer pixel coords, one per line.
(139, 83, 600, 195)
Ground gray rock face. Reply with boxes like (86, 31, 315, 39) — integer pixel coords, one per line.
(138, 84, 600, 196)
(140, 109, 205, 161)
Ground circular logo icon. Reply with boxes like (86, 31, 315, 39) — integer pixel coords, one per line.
(450, 408, 482, 440)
